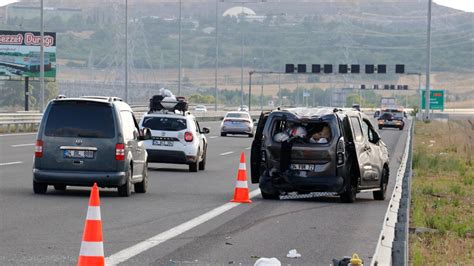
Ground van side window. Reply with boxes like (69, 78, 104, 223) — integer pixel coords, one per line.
(121, 111, 138, 140)
(350, 117, 364, 142)
(363, 119, 376, 143)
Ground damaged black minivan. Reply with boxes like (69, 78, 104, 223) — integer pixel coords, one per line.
(250, 107, 390, 203)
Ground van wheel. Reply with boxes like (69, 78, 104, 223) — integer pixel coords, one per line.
(340, 184, 357, 203)
(33, 181, 47, 194)
(134, 163, 148, 193)
(54, 184, 67, 191)
(374, 168, 388, 200)
(261, 190, 280, 200)
(118, 169, 132, 197)
(199, 148, 206, 171)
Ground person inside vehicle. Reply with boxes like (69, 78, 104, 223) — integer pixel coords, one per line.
(310, 125, 331, 144)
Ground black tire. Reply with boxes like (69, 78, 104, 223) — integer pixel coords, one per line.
(399, 126, 404, 131)
(221, 132, 226, 137)
(134, 163, 148, 193)
(199, 148, 206, 171)
(33, 181, 47, 194)
(340, 184, 357, 203)
(54, 184, 67, 191)
(189, 160, 198, 172)
(261, 190, 280, 200)
(118, 168, 132, 197)
(378, 126, 383, 130)
(373, 168, 388, 200)
(248, 133, 254, 138)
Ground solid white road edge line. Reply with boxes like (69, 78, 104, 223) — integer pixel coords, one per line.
(209, 136, 218, 139)
(0, 133, 37, 137)
(219, 151, 234, 156)
(105, 189, 261, 265)
(11, 143, 35, 147)
(0, 161, 23, 166)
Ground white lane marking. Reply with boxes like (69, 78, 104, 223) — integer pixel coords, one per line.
(220, 151, 234, 156)
(105, 189, 261, 265)
(209, 136, 218, 139)
(11, 143, 35, 147)
(0, 161, 23, 166)
(245, 146, 251, 150)
(0, 133, 36, 137)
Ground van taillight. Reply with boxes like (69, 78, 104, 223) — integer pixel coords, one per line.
(115, 143, 125, 160)
(336, 137, 345, 165)
(35, 140, 43, 158)
(184, 132, 193, 142)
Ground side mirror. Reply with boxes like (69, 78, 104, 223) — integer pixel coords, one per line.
(201, 127, 210, 134)
(139, 128, 152, 140)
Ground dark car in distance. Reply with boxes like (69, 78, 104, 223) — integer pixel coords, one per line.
(33, 96, 152, 197)
(251, 107, 390, 203)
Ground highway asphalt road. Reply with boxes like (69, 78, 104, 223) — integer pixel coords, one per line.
(0, 119, 410, 265)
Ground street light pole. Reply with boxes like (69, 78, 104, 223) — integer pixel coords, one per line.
(178, 0, 182, 96)
(125, 0, 128, 102)
(40, 0, 44, 112)
(424, 0, 432, 121)
(214, 0, 219, 111)
(240, 4, 244, 108)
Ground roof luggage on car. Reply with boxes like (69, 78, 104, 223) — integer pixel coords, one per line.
(149, 88, 188, 114)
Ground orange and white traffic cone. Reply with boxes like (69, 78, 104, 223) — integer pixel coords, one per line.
(231, 152, 252, 203)
(77, 183, 104, 266)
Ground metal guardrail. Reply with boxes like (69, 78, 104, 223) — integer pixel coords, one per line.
(0, 109, 262, 134)
(371, 119, 413, 266)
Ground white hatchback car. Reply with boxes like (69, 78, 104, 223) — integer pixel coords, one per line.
(220, 111, 254, 138)
(139, 112, 209, 172)
(194, 105, 207, 112)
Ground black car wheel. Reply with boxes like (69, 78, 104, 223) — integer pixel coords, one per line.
(199, 147, 207, 171)
(373, 168, 388, 200)
(399, 126, 404, 131)
(340, 184, 357, 203)
(221, 132, 227, 137)
(118, 168, 132, 197)
(261, 190, 280, 200)
(134, 163, 148, 193)
(54, 184, 67, 191)
(378, 126, 383, 130)
(33, 181, 47, 194)
(248, 133, 254, 138)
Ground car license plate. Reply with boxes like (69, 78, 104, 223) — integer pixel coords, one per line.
(290, 164, 315, 171)
(63, 150, 94, 159)
(153, 140, 174, 146)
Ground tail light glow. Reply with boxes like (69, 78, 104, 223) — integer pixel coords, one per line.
(184, 132, 194, 142)
(35, 140, 43, 158)
(115, 143, 125, 160)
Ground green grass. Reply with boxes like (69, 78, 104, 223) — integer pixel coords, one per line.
(410, 120, 474, 265)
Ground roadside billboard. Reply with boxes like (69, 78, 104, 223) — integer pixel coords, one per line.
(0, 30, 56, 78)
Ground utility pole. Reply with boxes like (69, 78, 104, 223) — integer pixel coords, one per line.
(125, 0, 129, 102)
(214, 0, 219, 111)
(424, 0, 432, 121)
(178, 0, 182, 96)
(40, 0, 44, 112)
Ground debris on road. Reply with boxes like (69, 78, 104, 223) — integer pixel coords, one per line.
(254, 257, 281, 266)
(286, 249, 301, 258)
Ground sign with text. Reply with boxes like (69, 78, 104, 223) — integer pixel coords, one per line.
(421, 90, 445, 110)
(0, 30, 56, 78)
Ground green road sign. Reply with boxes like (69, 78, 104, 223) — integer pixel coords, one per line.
(421, 90, 445, 110)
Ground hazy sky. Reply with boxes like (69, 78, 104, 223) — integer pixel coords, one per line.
(434, 0, 474, 12)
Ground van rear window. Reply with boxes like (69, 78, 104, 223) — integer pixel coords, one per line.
(142, 117, 187, 131)
(44, 101, 115, 138)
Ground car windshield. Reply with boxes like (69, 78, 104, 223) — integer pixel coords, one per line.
(142, 117, 187, 131)
(44, 101, 115, 138)
(379, 113, 393, 120)
(391, 112, 404, 119)
(226, 113, 249, 119)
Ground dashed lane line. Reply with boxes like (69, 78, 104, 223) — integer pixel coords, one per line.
(105, 189, 261, 265)
(0, 161, 23, 166)
(11, 143, 35, 147)
(219, 151, 234, 156)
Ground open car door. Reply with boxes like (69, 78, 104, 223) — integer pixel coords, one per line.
(250, 111, 270, 184)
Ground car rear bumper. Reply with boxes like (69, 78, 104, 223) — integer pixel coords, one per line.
(221, 127, 253, 134)
(33, 169, 126, 187)
(146, 149, 197, 164)
(259, 172, 345, 194)
(379, 123, 404, 128)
